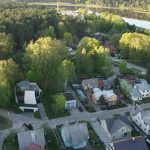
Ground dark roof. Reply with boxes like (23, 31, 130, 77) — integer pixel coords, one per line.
(105, 115, 131, 134)
(112, 136, 148, 150)
(63, 92, 75, 101)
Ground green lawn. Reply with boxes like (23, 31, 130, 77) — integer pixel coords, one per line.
(88, 123, 105, 150)
(2, 133, 19, 150)
(41, 92, 69, 119)
(44, 127, 60, 150)
(34, 110, 41, 119)
(0, 115, 12, 130)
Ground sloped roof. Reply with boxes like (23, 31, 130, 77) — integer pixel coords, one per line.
(135, 83, 150, 91)
(61, 123, 89, 149)
(17, 128, 45, 150)
(131, 87, 142, 98)
(93, 87, 103, 100)
(105, 115, 131, 135)
(141, 110, 150, 126)
(112, 136, 148, 150)
(16, 81, 40, 92)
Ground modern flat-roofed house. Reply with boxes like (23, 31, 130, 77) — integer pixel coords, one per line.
(109, 136, 148, 150)
(63, 92, 77, 109)
(103, 90, 117, 106)
(100, 115, 132, 141)
(15, 80, 42, 112)
(17, 128, 45, 150)
(61, 123, 89, 149)
(130, 105, 150, 135)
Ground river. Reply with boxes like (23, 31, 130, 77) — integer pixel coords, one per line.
(123, 17, 150, 30)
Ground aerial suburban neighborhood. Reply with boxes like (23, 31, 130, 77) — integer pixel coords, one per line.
(1, 0, 150, 150)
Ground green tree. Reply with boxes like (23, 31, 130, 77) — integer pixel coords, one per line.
(24, 37, 68, 90)
(55, 95, 66, 112)
(59, 59, 76, 89)
(58, 22, 67, 39)
(44, 26, 56, 38)
(0, 33, 14, 59)
(63, 32, 73, 46)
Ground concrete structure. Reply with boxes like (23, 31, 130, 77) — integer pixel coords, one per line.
(100, 115, 132, 141)
(109, 136, 148, 150)
(15, 81, 42, 112)
(17, 128, 45, 150)
(61, 123, 89, 149)
(103, 90, 117, 106)
(64, 92, 77, 109)
(131, 106, 150, 135)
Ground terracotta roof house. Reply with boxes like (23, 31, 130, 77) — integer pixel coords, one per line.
(109, 136, 148, 150)
(100, 115, 132, 141)
(17, 128, 45, 150)
(61, 123, 89, 149)
(15, 80, 42, 112)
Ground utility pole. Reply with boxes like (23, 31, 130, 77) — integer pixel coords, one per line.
(57, 0, 60, 12)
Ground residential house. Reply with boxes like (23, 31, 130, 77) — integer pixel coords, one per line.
(103, 90, 117, 106)
(100, 115, 132, 141)
(15, 81, 42, 112)
(130, 105, 150, 135)
(61, 123, 89, 149)
(109, 136, 148, 150)
(64, 92, 77, 109)
(82, 78, 99, 90)
(92, 87, 103, 102)
(17, 128, 45, 150)
(130, 79, 150, 101)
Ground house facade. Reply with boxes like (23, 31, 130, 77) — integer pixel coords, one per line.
(64, 92, 77, 109)
(103, 90, 117, 106)
(15, 81, 42, 112)
(130, 79, 150, 101)
(131, 106, 150, 135)
(92, 87, 103, 102)
(100, 116, 132, 141)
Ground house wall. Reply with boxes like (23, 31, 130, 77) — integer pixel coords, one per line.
(65, 100, 77, 109)
(132, 113, 150, 135)
(131, 95, 142, 101)
(19, 106, 38, 112)
(111, 126, 131, 140)
(138, 89, 150, 98)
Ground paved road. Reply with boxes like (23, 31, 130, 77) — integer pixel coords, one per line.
(111, 57, 147, 75)
(0, 103, 150, 149)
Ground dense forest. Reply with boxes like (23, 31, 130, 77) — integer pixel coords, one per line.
(0, 2, 150, 109)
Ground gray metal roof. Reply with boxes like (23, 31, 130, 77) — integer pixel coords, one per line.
(141, 110, 150, 126)
(61, 123, 89, 148)
(105, 115, 131, 135)
(112, 136, 148, 150)
(17, 128, 45, 150)
(135, 83, 150, 91)
(131, 87, 142, 98)
(16, 81, 40, 92)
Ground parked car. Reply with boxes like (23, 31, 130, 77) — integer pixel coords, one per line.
(78, 106, 84, 112)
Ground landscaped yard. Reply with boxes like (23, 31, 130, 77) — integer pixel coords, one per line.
(34, 110, 41, 119)
(2, 133, 19, 150)
(41, 92, 70, 119)
(0, 115, 12, 130)
(88, 123, 105, 150)
(44, 127, 59, 150)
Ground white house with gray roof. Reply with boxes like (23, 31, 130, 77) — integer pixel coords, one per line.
(100, 115, 132, 141)
(131, 105, 150, 135)
(130, 79, 150, 101)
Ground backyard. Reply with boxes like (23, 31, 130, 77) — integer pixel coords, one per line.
(0, 115, 12, 130)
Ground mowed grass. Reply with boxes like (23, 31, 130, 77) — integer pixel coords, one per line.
(2, 133, 19, 150)
(0, 115, 12, 130)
